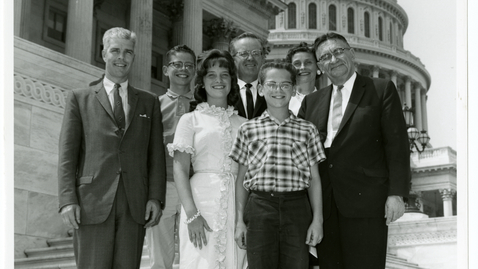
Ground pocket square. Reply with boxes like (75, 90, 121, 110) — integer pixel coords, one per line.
(139, 114, 150, 118)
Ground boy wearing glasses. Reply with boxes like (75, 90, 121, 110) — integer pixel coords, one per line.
(145, 44, 196, 269)
(230, 62, 326, 268)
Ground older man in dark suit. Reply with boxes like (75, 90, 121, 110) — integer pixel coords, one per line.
(58, 27, 166, 269)
(299, 32, 410, 269)
(229, 32, 268, 119)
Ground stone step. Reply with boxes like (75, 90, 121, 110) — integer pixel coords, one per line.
(17, 237, 421, 269)
(46, 237, 73, 247)
(386, 253, 425, 269)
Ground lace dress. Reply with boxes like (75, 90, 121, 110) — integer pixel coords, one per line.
(168, 103, 248, 269)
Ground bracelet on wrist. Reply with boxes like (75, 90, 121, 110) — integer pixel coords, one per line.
(185, 210, 201, 224)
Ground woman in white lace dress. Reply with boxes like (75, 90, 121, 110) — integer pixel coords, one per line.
(168, 49, 248, 269)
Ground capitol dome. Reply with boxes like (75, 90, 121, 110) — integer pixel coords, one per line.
(268, 0, 431, 133)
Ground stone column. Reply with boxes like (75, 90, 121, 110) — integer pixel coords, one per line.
(167, 2, 184, 47)
(405, 77, 412, 108)
(65, 0, 94, 63)
(421, 92, 428, 131)
(390, 71, 398, 87)
(14, 0, 31, 38)
(439, 189, 456, 217)
(372, 65, 380, 78)
(182, 0, 203, 55)
(129, 0, 153, 91)
(414, 84, 423, 130)
(171, 18, 184, 47)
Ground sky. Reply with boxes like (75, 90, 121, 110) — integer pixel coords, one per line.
(397, 0, 458, 150)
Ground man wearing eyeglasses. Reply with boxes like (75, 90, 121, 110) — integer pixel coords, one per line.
(298, 32, 410, 269)
(229, 32, 268, 119)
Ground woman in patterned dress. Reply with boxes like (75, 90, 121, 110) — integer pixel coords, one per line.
(168, 49, 247, 269)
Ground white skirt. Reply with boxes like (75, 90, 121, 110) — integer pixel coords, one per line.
(179, 172, 247, 269)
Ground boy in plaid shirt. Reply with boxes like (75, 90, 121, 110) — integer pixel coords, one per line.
(229, 62, 326, 269)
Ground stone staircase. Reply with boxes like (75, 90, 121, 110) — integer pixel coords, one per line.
(15, 237, 425, 269)
(14, 237, 179, 269)
(386, 253, 427, 269)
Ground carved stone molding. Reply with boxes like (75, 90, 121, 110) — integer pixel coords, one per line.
(388, 230, 457, 246)
(439, 189, 456, 201)
(14, 73, 68, 112)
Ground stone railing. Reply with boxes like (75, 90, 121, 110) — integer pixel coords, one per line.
(14, 73, 68, 113)
(411, 146, 457, 167)
(388, 216, 457, 247)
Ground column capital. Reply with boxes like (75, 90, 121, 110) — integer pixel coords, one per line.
(439, 189, 456, 200)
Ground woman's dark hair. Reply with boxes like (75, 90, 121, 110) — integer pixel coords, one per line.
(194, 49, 240, 107)
(285, 42, 317, 63)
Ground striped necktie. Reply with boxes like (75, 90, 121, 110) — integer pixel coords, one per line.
(113, 83, 125, 135)
(331, 85, 344, 132)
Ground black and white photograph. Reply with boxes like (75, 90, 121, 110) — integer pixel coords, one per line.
(1, 0, 475, 268)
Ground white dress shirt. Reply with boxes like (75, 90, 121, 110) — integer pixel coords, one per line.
(103, 77, 130, 125)
(289, 87, 317, 116)
(237, 79, 259, 118)
(324, 72, 357, 148)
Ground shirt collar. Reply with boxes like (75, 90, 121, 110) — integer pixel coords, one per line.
(334, 72, 357, 91)
(238, 79, 259, 90)
(296, 87, 317, 97)
(166, 89, 194, 99)
(103, 77, 128, 95)
(260, 109, 296, 125)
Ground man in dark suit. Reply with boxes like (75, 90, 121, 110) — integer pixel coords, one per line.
(229, 32, 268, 119)
(58, 27, 166, 269)
(298, 32, 410, 269)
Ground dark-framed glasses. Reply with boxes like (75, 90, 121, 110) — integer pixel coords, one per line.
(263, 81, 293, 91)
(234, 50, 262, 58)
(317, 47, 351, 63)
(168, 61, 195, 70)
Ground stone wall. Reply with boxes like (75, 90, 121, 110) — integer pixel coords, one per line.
(388, 216, 457, 269)
(14, 37, 103, 258)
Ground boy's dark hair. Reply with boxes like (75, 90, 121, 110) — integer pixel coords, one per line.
(258, 62, 297, 86)
(285, 42, 317, 63)
(194, 49, 240, 106)
(312, 32, 350, 53)
(165, 45, 196, 64)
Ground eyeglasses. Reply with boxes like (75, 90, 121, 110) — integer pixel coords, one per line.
(168, 61, 195, 70)
(263, 81, 293, 91)
(317, 48, 351, 63)
(234, 50, 263, 58)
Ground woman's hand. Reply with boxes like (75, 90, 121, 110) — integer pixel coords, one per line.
(187, 215, 212, 249)
(234, 221, 248, 249)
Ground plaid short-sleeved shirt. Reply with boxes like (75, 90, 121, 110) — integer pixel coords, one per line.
(229, 111, 326, 192)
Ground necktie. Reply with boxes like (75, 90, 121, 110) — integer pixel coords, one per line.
(113, 83, 125, 135)
(331, 85, 343, 132)
(245, 83, 254, 119)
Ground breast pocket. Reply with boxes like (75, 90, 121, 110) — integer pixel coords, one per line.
(248, 140, 266, 166)
(291, 140, 310, 179)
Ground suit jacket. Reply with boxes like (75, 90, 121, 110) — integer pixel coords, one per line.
(58, 81, 166, 225)
(234, 91, 267, 119)
(298, 73, 410, 218)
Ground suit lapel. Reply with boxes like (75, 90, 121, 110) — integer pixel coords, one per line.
(254, 94, 267, 117)
(318, 85, 333, 133)
(95, 83, 115, 122)
(125, 85, 138, 132)
(336, 74, 366, 136)
(235, 99, 246, 118)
